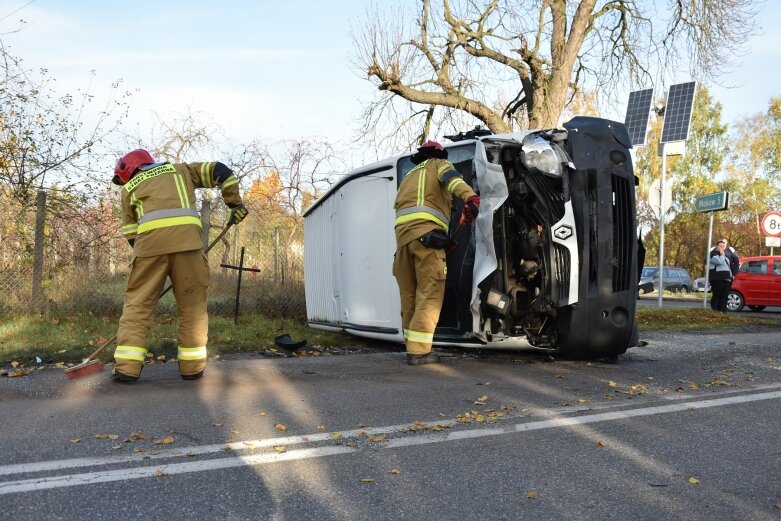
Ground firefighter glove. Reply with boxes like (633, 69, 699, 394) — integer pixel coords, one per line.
(460, 195, 480, 225)
(228, 204, 248, 225)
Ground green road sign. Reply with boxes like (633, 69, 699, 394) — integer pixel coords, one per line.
(694, 192, 729, 213)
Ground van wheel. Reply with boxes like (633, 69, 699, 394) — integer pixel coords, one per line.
(726, 291, 744, 312)
(679, 285, 689, 294)
(748, 305, 766, 312)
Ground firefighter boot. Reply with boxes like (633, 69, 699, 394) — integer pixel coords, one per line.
(112, 360, 142, 383)
(178, 345, 207, 380)
(407, 352, 441, 366)
(112, 346, 147, 383)
(178, 357, 206, 380)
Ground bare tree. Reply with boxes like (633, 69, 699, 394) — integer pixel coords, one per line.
(251, 139, 341, 217)
(0, 41, 132, 277)
(0, 41, 132, 205)
(354, 0, 759, 148)
(236, 138, 343, 241)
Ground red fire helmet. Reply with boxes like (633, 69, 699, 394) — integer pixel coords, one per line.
(114, 149, 155, 185)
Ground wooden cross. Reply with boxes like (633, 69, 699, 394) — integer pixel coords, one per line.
(220, 246, 260, 324)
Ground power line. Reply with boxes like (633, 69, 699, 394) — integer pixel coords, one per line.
(0, 0, 36, 24)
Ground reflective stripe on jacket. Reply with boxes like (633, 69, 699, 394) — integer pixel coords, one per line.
(393, 158, 476, 248)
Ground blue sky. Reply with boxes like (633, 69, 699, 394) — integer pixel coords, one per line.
(1, 0, 779, 164)
(0, 0, 367, 148)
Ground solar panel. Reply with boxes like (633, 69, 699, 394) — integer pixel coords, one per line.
(660, 81, 696, 143)
(624, 88, 654, 146)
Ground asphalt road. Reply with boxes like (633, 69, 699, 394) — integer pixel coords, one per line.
(1, 328, 780, 520)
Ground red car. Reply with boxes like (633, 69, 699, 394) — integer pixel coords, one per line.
(726, 255, 781, 311)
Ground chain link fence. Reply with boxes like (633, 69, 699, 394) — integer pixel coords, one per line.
(0, 190, 306, 320)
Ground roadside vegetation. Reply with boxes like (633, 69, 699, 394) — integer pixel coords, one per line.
(636, 307, 777, 331)
(2, 309, 777, 371)
(0, 312, 367, 369)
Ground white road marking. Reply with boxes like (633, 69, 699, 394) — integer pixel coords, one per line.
(0, 447, 354, 495)
(0, 422, 456, 477)
(385, 389, 781, 448)
(661, 382, 781, 400)
(1, 389, 778, 495)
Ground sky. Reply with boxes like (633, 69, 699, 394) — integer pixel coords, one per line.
(1, 0, 780, 169)
(0, 0, 369, 156)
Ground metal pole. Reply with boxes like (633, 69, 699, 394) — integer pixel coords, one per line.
(32, 190, 47, 307)
(233, 246, 245, 325)
(704, 211, 714, 309)
(657, 143, 666, 308)
(201, 198, 211, 250)
(274, 226, 280, 282)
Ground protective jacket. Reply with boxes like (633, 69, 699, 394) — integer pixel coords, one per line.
(394, 158, 476, 248)
(120, 162, 243, 257)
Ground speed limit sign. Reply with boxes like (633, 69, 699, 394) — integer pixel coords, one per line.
(761, 211, 781, 237)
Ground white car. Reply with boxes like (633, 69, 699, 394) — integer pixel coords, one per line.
(694, 277, 711, 292)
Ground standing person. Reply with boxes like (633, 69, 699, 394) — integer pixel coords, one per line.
(710, 237, 740, 286)
(711, 238, 740, 274)
(393, 141, 480, 365)
(111, 149, 248, 382)
(708, 239, 733, 313)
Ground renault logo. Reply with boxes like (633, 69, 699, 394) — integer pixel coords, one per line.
(553, 225, 573, 240)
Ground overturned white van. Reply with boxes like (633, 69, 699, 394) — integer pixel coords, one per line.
(304, 117, 640, 358)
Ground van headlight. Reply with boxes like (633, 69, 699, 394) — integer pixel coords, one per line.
(521, 135, 572, 178)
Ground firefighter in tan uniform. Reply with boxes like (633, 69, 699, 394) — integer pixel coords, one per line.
(394, 141, 480, 365)
(111, 149, 248, 382)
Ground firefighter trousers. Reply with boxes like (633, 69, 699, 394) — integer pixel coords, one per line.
(393, 238, 447, 355)
(115, 249, 210, 379)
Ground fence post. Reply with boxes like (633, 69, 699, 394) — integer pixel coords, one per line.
(274, 226, 280, 283)
(31, 190, 47, 307)
(201, 198, 212, 250)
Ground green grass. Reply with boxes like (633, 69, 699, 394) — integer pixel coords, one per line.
(0, 312, 361, 366)
(636, 307, 778, 331)
(2, 307, 777, 369)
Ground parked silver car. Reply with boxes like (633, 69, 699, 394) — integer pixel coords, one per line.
(638, 266, 693, 294)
